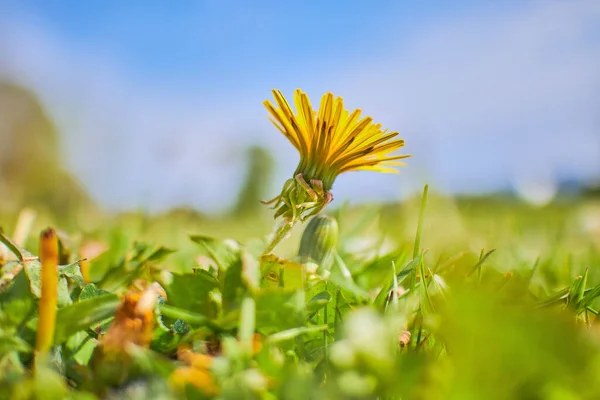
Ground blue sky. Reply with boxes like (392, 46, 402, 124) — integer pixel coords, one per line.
(1, 0, 599, 212)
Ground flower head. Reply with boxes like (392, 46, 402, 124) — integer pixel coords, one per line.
(262, 89, 408, 252)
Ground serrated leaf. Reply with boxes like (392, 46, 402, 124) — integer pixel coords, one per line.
(58, 261, 86, 288)
(22, 259, 85, 306)
(22, 259, 42, 297)
(79, 283, 111, 301)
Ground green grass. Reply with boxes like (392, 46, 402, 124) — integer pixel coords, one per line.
(1, 190, 600, 399)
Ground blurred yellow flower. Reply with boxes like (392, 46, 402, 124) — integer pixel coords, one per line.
(101, 282, 165, 353)
(169, 345, 219, 396)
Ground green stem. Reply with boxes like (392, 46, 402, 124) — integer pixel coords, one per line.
(263, 220, 293, 255)
(158, 304, 221, 331)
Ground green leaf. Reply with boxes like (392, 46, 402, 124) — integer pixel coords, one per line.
(419, 257, 435, 315)
(568, 268, 588, 311)
(259, 254, 305, 291)
(146, 246, 177, 262)
(189, 235, 240, 271)
(128, 346, 176, 377)
(259, 254, 283, 289)
(22, 259, 42, 298)
(413, 184, 429, 259)
(241, 250, 260, 291)
(239, 297, 256, 355)
(0, 230, 33, 261)
(33, 358, 70, 399)
(21, 259, 85, 307)
(537, 287, 570, 308)
(582, 283, 600, 308)
(166, 270, 219, 317)
(130, 241, 152, 262)
(306, 291, 331, 314)
(306, 279, 337, 335)
(58, 261, 86, 288)
(65, 331, 96, 365)
(353, 249, 408, 290)
(79, 283, 111, 301)
(23, 259, 85, 296)
(254, 290, 303, 334)
(267, 325, 328, 344)
(51, 293, 120, 344)
(57, 276, 72, 307)
(373, 254, 423, 310)
(150, 328, 183, 355)
(467, 249, 496, 277)
(0, 269, 36, 327)
(97, 242, 172, 292)
(329, 253, 369, 299)
(0, 330, 31, 353)
(222, 257, 248, 313)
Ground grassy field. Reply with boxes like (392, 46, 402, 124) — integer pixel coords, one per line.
(1, 189, 600, 399)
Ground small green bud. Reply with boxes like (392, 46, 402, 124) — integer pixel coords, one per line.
(298, 215, 339, 270)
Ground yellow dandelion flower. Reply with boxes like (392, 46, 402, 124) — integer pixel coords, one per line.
(262, 88, 409, 253)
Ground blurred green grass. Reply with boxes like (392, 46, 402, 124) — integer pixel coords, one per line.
(1, 190, 600, 399)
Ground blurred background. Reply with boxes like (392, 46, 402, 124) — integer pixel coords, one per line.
(0, 0, 599, 239)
